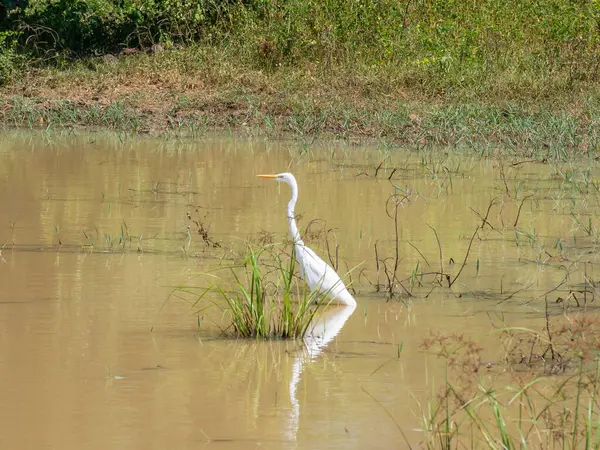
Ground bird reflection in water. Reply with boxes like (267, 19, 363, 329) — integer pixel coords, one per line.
(287, 303, 356, 439)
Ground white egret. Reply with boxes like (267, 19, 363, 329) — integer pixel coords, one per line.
(257, 173, 357, 307)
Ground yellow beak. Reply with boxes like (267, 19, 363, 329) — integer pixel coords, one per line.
(257, 174, 278, 179)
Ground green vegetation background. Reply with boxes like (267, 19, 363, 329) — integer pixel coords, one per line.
(3, 0, 600, 92)
(1, 0, 600, 153)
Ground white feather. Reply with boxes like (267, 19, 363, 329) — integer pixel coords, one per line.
(258, 172, 357, 307)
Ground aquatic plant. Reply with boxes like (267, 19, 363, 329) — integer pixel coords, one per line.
(412, 305, 600, 449)
(413, 357, 600, 449)
(179, 243, 330, 339)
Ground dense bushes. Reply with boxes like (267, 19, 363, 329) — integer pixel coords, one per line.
(0, 31, 23, 85)
(1, 0, 240, 54)
(1, 0, 599, 82)
(233, 0, 600, 73)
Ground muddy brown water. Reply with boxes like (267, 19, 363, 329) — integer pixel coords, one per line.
(0, 132, 596, 449)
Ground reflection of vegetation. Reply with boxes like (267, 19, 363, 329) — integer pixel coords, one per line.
(173, 243, 328, 339)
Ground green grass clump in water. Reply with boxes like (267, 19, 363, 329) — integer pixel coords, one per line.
(191, 243, 327, 339)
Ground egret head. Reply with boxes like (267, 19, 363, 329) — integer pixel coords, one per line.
(257, 172, 297, 186)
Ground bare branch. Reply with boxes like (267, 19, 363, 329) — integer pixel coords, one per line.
(427, 224, 444, 278)
(407, 241, 431, 267)
(449, 198, 498, 287)
(514, 194, 534, 228)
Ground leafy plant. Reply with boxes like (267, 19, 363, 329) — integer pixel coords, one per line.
(0, 31, 23, 85)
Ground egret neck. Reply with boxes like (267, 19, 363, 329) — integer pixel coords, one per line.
(286, 179, 304, 245)
(257, 173, 304, 245)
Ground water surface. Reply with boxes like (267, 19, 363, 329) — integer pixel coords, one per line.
(0, 132, 596, 449)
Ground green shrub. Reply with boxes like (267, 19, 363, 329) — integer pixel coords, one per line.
(2, 0, 240, 55)
(1, 0, 600, 86)
(226, 0, 600, 75)
(0, 31, 23, 85)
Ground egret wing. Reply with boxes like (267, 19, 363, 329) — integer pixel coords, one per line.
(295, 244, 348, 298)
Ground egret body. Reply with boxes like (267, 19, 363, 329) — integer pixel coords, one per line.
(257, 173, 356, 307)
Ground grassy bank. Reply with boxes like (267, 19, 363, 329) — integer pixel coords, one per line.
(2, 0, 600, 156)
(2, 48, 600, 158)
